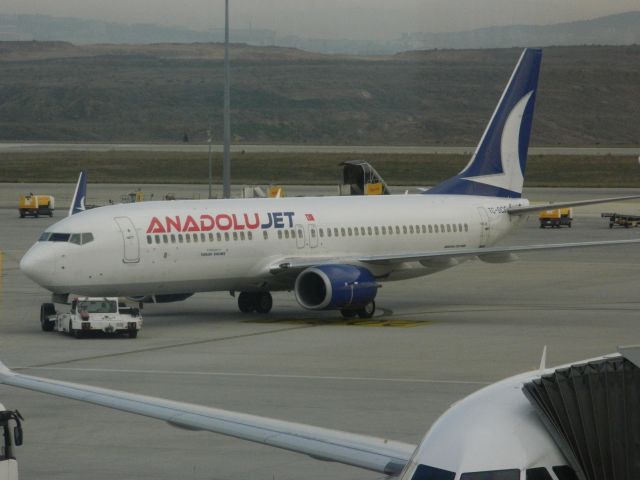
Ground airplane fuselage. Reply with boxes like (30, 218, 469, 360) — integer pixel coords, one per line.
(21, 193, 528, 297)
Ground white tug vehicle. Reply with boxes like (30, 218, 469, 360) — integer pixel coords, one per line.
(0, 406, 22, 480)
(39, 297, 142, 338)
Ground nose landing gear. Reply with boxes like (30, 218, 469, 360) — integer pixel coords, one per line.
(237, 292, 273, 314)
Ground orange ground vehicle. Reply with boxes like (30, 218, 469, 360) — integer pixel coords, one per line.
(18, 194, 55, 218)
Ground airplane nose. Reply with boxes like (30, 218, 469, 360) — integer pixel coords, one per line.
(20, 244, 56, 289)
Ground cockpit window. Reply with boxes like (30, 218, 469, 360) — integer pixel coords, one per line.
(411, 465, 455, 480)
(39, 232, 94, 245)
(460, 469, 520, 480)
(552, 466, 579, 480)
(526, 467, 552, 480)
(49, 233, 71, 242)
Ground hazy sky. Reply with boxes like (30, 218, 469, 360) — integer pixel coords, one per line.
(3, 0, 639, 40)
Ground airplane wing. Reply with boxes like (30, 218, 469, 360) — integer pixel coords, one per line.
(270, 238, 640, 271)
(0, 361, 414, 476)
(508, 195, 640, 215)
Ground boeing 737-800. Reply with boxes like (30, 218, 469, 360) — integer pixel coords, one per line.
(19, 49, 640, 318)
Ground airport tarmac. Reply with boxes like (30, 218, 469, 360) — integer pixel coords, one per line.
(0, 185, 639, 480)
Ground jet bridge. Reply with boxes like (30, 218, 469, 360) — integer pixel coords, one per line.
(523, 348, 640, 480)
(340, 160, 390, 196)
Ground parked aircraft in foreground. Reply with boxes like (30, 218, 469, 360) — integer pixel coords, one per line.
(19, 49, 640, 317)
(3, 347, 637, 479)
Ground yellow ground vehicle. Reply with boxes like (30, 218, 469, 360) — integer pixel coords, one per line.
(538, 208, 572, 228)
(18, 195, 55, 218)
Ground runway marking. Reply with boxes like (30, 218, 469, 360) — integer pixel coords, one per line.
(246, 317, 428, 327)
(18, 366, 490, 386)
(23, 324, 314, 369)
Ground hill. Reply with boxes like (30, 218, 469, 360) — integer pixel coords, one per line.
(0, 43, 638, 146)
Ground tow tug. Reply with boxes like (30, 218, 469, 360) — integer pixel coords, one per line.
(0, 406, 23, 480)
(39, 297, 142, 338)
(601, 212, 640, 228)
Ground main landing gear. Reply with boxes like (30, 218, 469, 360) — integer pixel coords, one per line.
(340, 301, 376, 320)
(237, 291, 273, 314)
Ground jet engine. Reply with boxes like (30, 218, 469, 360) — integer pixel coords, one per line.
(127, 293, 194, 304)
(294, 265, 378, 310)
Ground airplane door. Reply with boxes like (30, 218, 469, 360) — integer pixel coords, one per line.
(477, 207, 490, 247)
(308, 224, 318, 248)
(295, 224, 305, 249)
(114, 216, 140, 263)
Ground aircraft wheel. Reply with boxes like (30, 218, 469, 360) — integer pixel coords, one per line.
(357, 301, 376, 319)
(40, 303, 56, 331)
(255, 292, 273, 314)
(238, 292, 255, 313)
(340, 309, 357, 319)
(128, 329, 138, 339)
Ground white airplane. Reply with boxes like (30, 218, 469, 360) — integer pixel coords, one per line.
(19, 48, 640, 318)
(2, 347, 637, 479)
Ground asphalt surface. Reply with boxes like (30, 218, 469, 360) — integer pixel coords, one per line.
(0, 142, 638, 156)
(1, 186, 639, 480)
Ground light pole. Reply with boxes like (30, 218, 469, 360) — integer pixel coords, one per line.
(222, 0, 231, 199)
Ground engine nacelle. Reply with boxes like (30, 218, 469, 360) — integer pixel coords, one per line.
(294, 265, 378, 310)
(127, 293, 194, 304)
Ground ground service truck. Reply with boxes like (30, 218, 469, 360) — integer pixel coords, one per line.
(40, 297, 142, 338)
(0, 406, 22, 480)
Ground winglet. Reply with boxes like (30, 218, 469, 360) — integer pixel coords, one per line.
(68, 170, 88, 216)
(0, 359, 13, 378)
(539, 345, 547, 372)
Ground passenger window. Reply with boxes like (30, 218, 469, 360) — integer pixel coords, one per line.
(460, 469, 520, 480)
(452, 224, 457, 232)
(284, 230, 290, 239)
(278, 230, 283, 239)
(374, 226, 379, 235)
(224, 232, 230, 241)
(395, 226, 400, 234)
(155, 235, 161, 244)
(232, 232, 238, 241)
(446, 224, 451, 233)
(341, 227, 346, 236)
(69, 233, 82, 245)
(208, 233, 213, 241)
(312, 229, 317, 237)
(334, 228, 339, 237)
(193, 234, 198, 242)
(178, 234, 183, 243)
(327, 229, 332, 237)
(381, 226, 386, 235)
(171, 234, 176, 243)
(434, 225, 439, 233)
(526, 467, 552, 480)
(360, 227, 365, 235)
(291, 230, 296, 239)
(410, 464, 455, 480)
(201, 233, 206, 242)
(458, 223, 463, 231)
(552, 466, 579, 480)
(428, 225, 433, 233)
(146, 236, 152, 245)
(298, 229, 304, 238)
(367, 227, 372, 235)
(263, 231, 268, 240)
(388, 226, 393, 235)
(464, 224, 469, 232)
(240, 231, 245, 240)
(440, 224, 445, 232)
(217, 233, 222, 241)
(163, 235, 168, 243)
(403, 226, 407, 234)
(354, 227, 359, 236)
(248, 231, 253, 240)
(409, 225, 414, 234)
(185, 235, 190, 243)
(319, 229, 324, 237)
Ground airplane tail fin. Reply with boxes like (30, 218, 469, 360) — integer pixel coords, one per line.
(425, 48, 542, 198)
(68, 170, 88, 216)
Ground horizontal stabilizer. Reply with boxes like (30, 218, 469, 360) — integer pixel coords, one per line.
(508, 195, 640, 215)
